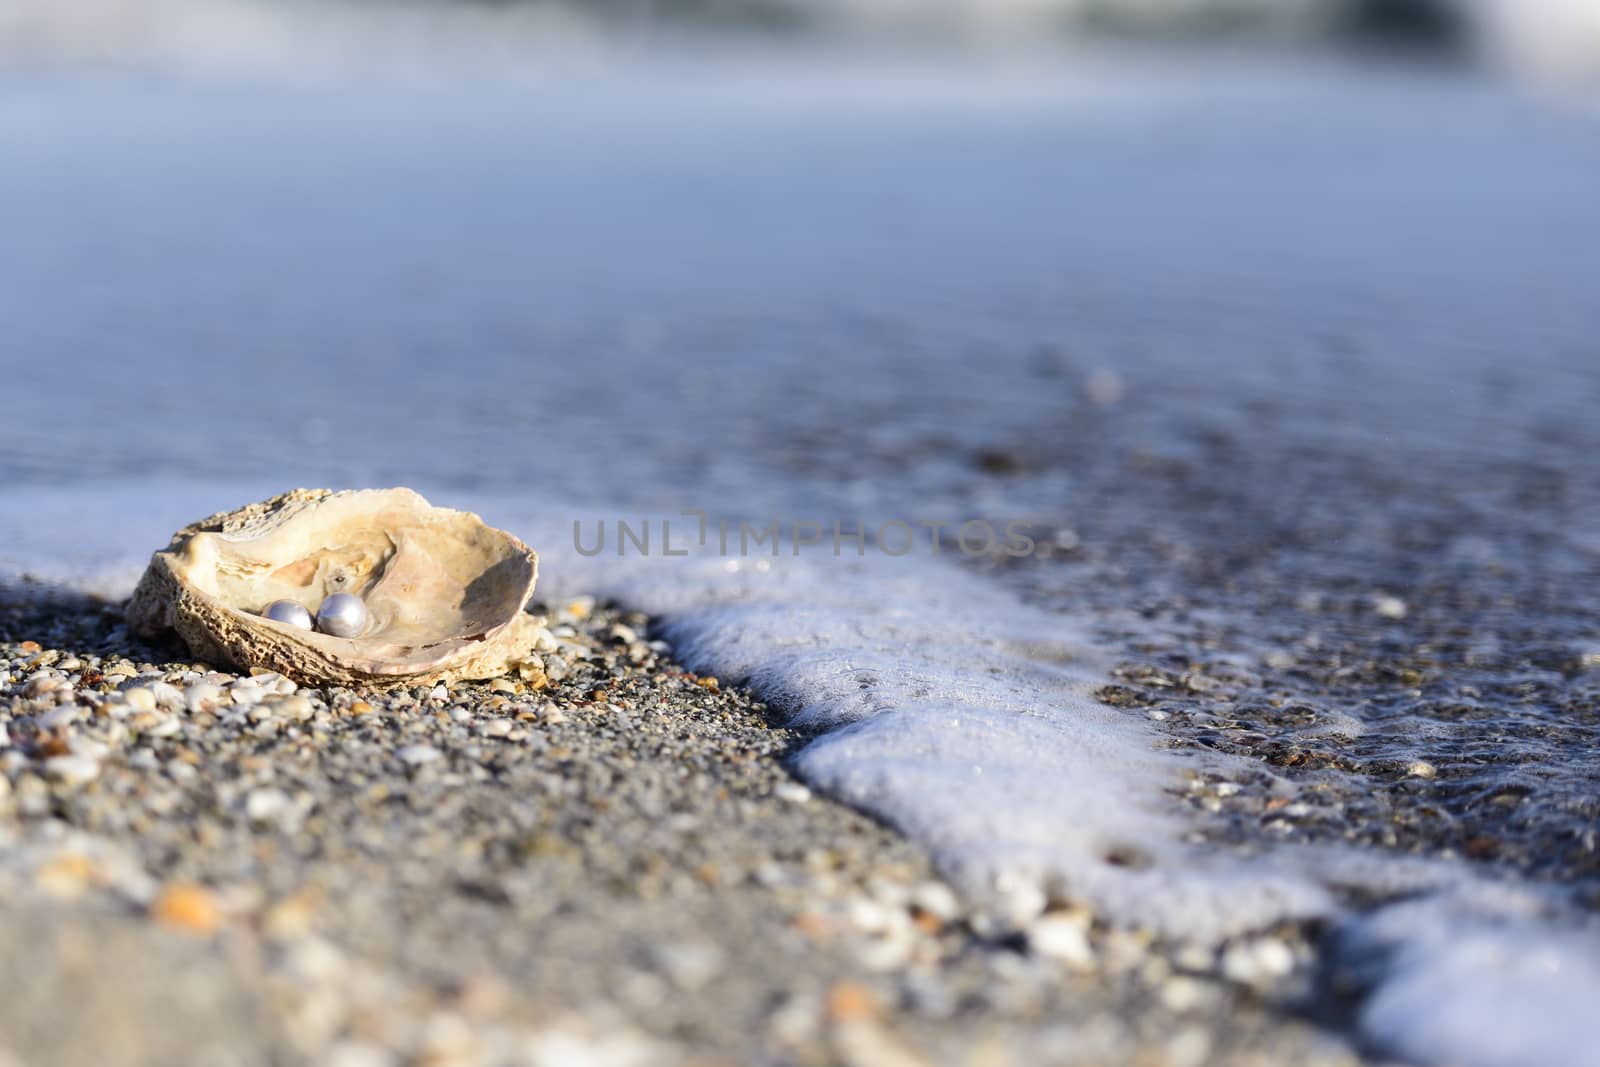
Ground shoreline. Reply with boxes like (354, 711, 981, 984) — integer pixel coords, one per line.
(0, 581, 1353, 1066)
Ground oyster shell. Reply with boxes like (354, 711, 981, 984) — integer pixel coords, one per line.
(127, 488, 540, 686)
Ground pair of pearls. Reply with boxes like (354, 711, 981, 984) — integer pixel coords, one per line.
(262, 593, 369, 639)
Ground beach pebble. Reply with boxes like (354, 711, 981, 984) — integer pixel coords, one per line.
(1220, 938, 1295, 986)
(36, 705, 79, 730)
(847, 897, 894, 935)
(1166, 1025, 1213, 1067)
(185, 683, 224, 712)
(278, 694, 314, 720)
(1028, 912, 1095, 970)
(1373, 595, 1409, 620)
(123, 686, 157, 712)
(24, 672, 65, 697)
(247, 788, 293, 823)
(151, 882, 224, 935)
(397, 744, 442, 766)
(482, 719, 512, 738)
(43, 754, 101, 787)
(70, 737, 111, 760)
(149, 681, 185, 710)
(773, 781, 812, 804)
(992, 872, 1048, 927)
(856, 925, 917, 972)
(229, 680, 264, 706)
(324, 1041, 398, 1067)
(145, 714, 183, 738)
(251, 672, 296, 695)
(1160, 976, 1214, 1014)
(652, 941, 725, 990)
(1170, 942, 1214, 974)
(911, 882, 961, 923)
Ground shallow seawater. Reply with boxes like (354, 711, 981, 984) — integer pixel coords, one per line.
(3, 54, 1600, 1065)
(985, 379, 1600, 893)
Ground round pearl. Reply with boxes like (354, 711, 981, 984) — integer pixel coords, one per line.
(262, 599, 314, 631)
(316, 592, 369, 639)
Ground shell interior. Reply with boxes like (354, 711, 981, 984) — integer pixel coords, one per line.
(128, 488, 540, 683)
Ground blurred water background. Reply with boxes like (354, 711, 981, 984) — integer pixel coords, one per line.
(0, 0, 1596, 83)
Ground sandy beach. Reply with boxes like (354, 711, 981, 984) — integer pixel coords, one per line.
(0, 582, 1363, 1067)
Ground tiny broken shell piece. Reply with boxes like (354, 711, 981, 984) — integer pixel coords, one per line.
(127, 488, 539, 686)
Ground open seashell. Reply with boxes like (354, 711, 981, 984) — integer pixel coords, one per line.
(127, 488, 540, 686)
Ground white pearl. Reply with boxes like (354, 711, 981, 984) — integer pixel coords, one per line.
(262, 599, 314, 631)
(316, 592, 369, 639)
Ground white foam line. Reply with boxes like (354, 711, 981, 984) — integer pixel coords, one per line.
(517, 518, 1337, 940)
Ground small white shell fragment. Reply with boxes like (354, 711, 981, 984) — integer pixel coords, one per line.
(1028, 911, 1095, 970)
(185, 684, 224, 713)
(228, 680, 264, 707)
(123, 687, 157, 713)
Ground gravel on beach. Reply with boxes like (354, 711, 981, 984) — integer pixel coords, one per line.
(0, 580, 1358, 1067)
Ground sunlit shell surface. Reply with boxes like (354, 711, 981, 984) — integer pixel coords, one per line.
(127, 488, 540, 686)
